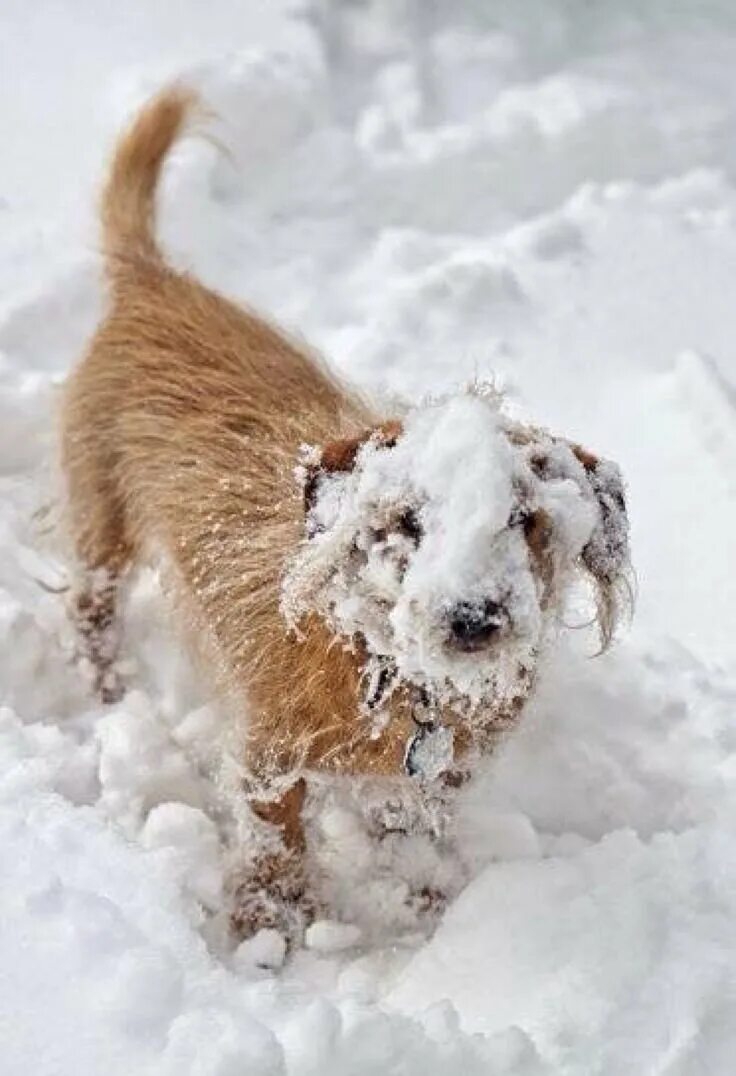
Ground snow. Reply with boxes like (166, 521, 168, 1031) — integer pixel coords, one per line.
(1, 2, 736, 1073)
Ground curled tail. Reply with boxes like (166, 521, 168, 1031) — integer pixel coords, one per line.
(101, 84, 199, 281)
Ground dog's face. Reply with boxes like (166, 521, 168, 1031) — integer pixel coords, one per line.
(282, 393, 630, 720)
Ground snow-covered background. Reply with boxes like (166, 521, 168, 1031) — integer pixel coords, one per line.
(2, 2, 736, 1072)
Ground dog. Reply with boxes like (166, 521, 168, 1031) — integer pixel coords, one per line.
(60, 86, 632, 942)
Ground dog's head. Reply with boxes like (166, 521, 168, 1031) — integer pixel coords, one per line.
(282, 392, 631, 722)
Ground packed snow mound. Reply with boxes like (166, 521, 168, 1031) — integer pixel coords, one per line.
(285, 391, 627, 711)
(2, 2, 736, 1074)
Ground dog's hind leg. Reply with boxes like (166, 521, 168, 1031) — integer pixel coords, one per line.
(63, 440, 134, 703)
(72, 560, 128, 703)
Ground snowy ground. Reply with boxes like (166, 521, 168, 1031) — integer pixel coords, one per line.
(2, 2, 736, 1073)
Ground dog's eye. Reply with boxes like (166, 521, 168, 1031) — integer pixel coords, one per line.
(371, 508, 422, 548)
(396, 508, 422, 545)
(509, 505, 531, 528)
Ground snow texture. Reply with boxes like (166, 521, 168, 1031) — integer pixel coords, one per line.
(2, 2, 736, 1073)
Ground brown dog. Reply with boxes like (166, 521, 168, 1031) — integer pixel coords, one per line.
(60, 86, 631, 941)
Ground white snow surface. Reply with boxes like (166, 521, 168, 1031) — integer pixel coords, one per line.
(2, 2, 736, 1073)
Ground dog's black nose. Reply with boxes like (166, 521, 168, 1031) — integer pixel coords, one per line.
(448, 599, 506, 652)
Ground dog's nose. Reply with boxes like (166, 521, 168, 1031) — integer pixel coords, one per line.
(447, 599, 506, 652)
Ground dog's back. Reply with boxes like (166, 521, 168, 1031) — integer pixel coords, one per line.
(62, 85, 371, 561)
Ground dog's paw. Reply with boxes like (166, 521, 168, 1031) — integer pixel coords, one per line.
(229, 878, 319, 950)
(406, 883, 450, 921)
(96, 665, 126, 705)
(75, 654, 126, 705)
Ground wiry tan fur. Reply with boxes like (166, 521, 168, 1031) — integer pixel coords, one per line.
(60, 86, 630, 940)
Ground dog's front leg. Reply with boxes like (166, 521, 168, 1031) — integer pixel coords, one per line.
(229, 777, 316, 944)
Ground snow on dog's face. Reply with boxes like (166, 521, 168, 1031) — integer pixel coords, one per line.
(282, 393, 630, 717)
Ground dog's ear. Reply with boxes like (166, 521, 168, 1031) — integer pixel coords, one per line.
(303, 420, 403, 515)
(570, 444, 632, 648)
(526, 437, 632, 647)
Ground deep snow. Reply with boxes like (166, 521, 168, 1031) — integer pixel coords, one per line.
(1, 2, 736, 1073)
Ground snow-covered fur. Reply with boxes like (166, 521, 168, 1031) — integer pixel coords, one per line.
(285, 391, 630, 736)
(60, 86, 631, 942)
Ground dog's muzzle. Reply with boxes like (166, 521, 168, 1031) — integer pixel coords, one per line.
(447, 598, 508, 653)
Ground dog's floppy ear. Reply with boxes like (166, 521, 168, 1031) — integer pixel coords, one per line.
(570, 444, 632, 648)
(507, 424, 632, 647)
(303, 420, 403, 515)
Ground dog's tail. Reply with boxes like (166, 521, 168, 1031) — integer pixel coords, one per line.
(101, 84, 199, 283)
